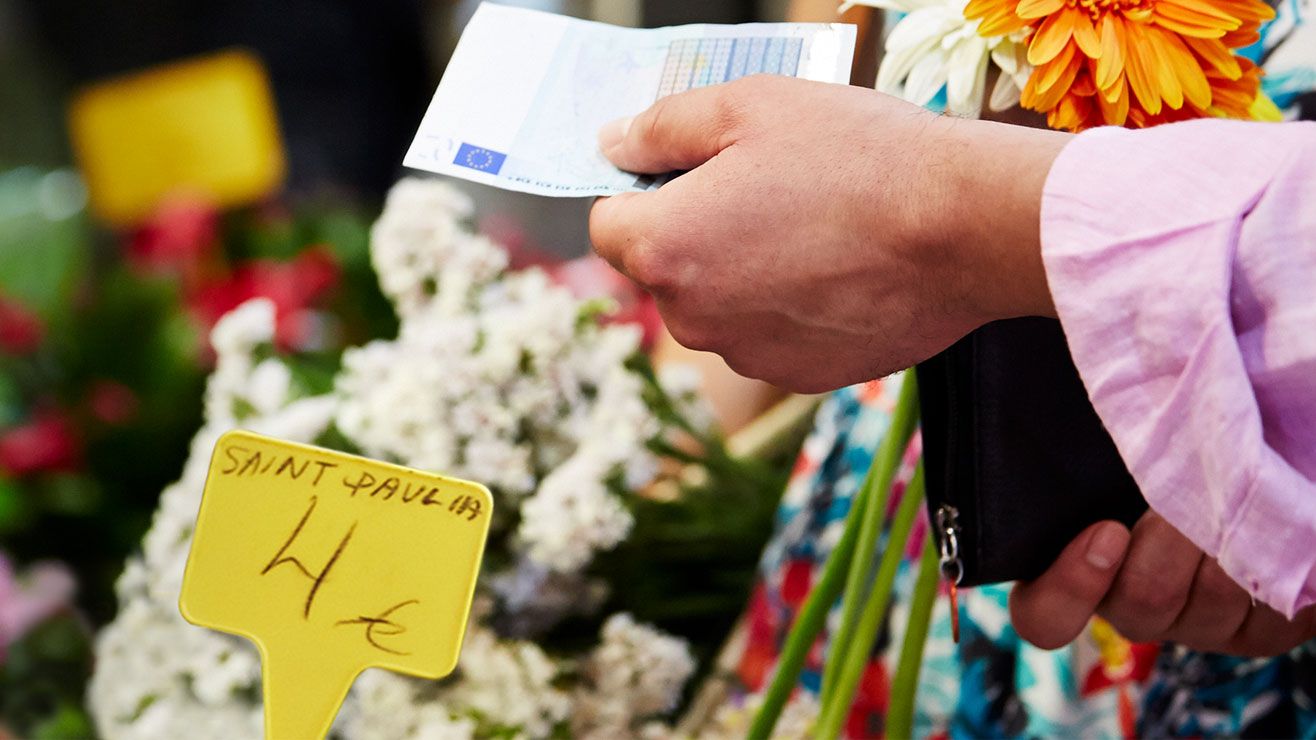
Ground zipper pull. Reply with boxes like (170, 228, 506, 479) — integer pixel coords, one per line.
(936, 505, 963, 643)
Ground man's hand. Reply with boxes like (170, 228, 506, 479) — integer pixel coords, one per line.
(1011, 512, 1316, 656)
(589, 75, 1068, 392)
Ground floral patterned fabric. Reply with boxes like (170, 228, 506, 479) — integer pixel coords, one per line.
(738, 377, 1316, 738)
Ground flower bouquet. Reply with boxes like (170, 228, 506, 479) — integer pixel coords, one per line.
(89, 179, 790, 739)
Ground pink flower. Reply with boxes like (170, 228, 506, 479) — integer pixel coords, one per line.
(0, 411, 83, 477)
(0, 553, 76, 662)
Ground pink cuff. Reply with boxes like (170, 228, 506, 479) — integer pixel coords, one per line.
(1040, 120, 1316, 617)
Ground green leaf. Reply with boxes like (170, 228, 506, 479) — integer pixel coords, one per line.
(29, 704, 94, 740)
(0, 477, 33, 533)
(37, 474, 102, 517)
(0, 169, 90, 319)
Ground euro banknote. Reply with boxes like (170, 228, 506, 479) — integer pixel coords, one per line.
(404, 3, 857, 197)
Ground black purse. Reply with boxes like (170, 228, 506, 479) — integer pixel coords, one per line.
(916, 317, 1148, 587)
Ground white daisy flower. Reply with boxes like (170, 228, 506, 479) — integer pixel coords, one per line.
(843, 0, 1030, 116)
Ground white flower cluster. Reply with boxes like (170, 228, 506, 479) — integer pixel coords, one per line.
(367, 178, 508, 319)
(90, 301, 336, 739)
(571, 614, 697, 739)
(517, 452, 635, 572)
(336, 621, 569, 740)
(337, 179, 659, 572)
(91, 181, 697, 739)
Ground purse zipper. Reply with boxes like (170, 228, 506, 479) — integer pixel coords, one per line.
(936, 504, 963, 643)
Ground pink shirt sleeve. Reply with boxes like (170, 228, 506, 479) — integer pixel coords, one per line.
(1040, 119, 1316, 619)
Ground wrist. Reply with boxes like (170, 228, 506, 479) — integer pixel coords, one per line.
(931, 117, 1069, 326)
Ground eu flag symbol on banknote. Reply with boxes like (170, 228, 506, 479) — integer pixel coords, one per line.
(454, 143, 506, 174)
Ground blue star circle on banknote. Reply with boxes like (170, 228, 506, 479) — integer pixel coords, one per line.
(453, 143, 507, 174)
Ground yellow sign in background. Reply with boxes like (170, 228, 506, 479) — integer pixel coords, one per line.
(180, 431, 492, 740)
(68, 50, 285, 226)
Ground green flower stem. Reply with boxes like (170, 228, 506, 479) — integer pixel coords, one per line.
(886, 532, 940, 740)
(820, 373, 920, 704)
(814, 463, 926, 740)
(747, 476, 871, 740)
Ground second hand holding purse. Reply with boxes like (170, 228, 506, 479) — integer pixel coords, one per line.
(916, 317, 1148, 588)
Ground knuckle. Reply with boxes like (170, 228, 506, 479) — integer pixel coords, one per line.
(720, 348, 757, 378)
(635, 102, 668, 149)
(713, 84, 751, 135)
(726, 73, 773, 98)
(1105, 573, 1184, 641)
(667, 319, 721, 354)
(1196, 560, 1244, 601)
(587, 204, 616, 252)
(1122, 573, 1183, 615)
(622, 238, 672, 291)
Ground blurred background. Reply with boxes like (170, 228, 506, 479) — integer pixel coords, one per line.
(0, 0, 835, 735)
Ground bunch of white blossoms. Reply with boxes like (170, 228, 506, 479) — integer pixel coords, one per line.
(570, 613, 697, 739)
(90, 300, 337, 739)
(90, 179, 696, 739)
(338, 178, 660, 572)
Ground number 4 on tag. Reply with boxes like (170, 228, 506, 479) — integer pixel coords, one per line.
(179, 431, 493, 739)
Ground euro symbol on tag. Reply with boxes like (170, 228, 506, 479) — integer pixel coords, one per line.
(179, 431, 492, 739)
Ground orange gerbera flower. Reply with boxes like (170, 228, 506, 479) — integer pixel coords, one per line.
(964, 0, 1275, 130)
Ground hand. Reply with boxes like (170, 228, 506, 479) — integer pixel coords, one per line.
(1011, 512, 1316, 656)
(589, 75, 1069, 392)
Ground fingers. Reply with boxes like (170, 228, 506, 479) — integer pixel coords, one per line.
(1014, 510, 1316, 657)
(589, 192, 666, 290)
(1224, 603, 1316, 657)
(1165, 558, 1251, 650)
(1097, 513, 1203, 642)
(598, 82, 749, 173)
(1011, 521, 1130, 650)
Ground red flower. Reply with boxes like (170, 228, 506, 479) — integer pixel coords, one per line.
(0, 297, 43, 355)
(188, 247, 341, 352)
(127, 197, 220, 277)
(0, 412, 82, 477)
(87, 380, 140, 426)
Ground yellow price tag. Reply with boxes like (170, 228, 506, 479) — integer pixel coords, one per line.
(179, 431, 492, 740)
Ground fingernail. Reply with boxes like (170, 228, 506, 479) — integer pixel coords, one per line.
(598, 116, 633, 152)
(1085, 524, 1128, 570)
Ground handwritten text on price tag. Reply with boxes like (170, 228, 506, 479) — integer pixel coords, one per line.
(179, 431, 492, 739)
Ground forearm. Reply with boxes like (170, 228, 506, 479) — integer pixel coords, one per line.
(919, 116, 1069, 325)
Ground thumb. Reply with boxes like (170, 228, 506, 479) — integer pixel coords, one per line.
(1010, 521, 1130, 649)
(598, 84, 744, 173)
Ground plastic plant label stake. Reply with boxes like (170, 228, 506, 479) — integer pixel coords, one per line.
(179, 431, 492, 740)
